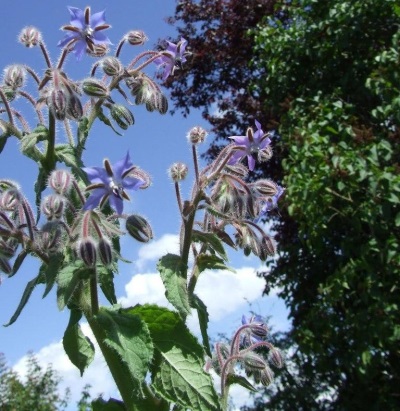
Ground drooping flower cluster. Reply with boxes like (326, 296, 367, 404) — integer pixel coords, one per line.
(207, 314, 284, 396)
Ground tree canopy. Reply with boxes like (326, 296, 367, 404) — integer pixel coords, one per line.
(166, 0, 400, 409)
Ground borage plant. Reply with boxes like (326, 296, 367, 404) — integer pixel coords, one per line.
(0, 6, 284, 411)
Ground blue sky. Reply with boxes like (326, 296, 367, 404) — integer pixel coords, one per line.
(0, 1, 288, 408)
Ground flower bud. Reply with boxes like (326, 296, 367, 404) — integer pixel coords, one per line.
(82, 78, 109, 98)
(66, 93, 83, 121)
(40, 222, 63, 254)
(19, 26, 42, 47)
(126, 214, 153, 243)
(251, 179, 278, 197)
(268, 347, 284, 369)
(97, 237, 113, 266)
(48, 169, 74, 195)
(86, 43, 109, 57)
(257, 146, 273, 163)
(42, 194, 65, 220)
(258, 366, 275, 386)
(77, 237, 97, 267)
(100, 57, 123, 77)
(48, 89, 67, 120)
(242, 352, 268, 371)
(0, 188, 21, 211)
(3, 65, 26, 89)
(168, 162, 189, 182)
(187, 126, 207, 145)
(126, 30, 148, 46)
(110, 104, 135, 130)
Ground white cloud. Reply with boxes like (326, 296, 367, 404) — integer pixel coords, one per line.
(135, 234, 180, 270)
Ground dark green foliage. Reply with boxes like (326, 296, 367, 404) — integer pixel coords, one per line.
(168, 0, 400, 409)
(0, 352, 69, 411)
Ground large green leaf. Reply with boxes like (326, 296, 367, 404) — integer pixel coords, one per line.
(196, 253, 234, 274)
(131, 305, 221, 411)
(157, 254, 190, 318)
(63, 309, 94, 376)
(94, 307, 153, 397)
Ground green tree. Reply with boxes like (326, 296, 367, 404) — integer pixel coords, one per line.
(250, 0, 400, 409)
(0, 352, 70, 411)
(167, 0, 400, 409)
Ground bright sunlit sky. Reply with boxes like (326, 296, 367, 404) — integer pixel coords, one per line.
(0, 1, 288, 408)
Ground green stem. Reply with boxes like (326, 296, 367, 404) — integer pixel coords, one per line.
(43, 112, 56, 172)
(89, 269, 99, 316)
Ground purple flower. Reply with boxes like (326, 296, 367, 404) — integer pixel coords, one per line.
(257, 185, 285, 221)
(58, 7, 111, 61)
(83, 152, 145, 215)
(155, 38, 188, 81)
(228, 120, 272, 171)
(241, 314, 268, 346)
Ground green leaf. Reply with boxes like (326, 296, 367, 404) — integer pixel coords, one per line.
(157, 254, 191, 318)
(97, 265, 117, 305)
(192, 230, 228, 261)
(92, 397, 126, 411)
(4, 273, 44, 326)
(55, 144, 85, 174)
(97, 107, 122, 136)
(190, 294, 211, 357)
(226, 373, 257, 392)
(196, 254, 234, 274)
(56, 262, 89, 310)
(132, 305, 221, 411)
(63, 309, 94, 376)
(9, 249, 28, 278)
(94, 307, 153, 397)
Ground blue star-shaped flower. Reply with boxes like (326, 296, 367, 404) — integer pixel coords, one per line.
(58, 7, 112, 61)
(228, 120, 271, 171)
(155, 38, 188, 81)
(83, 152, 145, 215)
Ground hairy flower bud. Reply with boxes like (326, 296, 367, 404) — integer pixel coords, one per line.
(48, 89, 67, 120)
(42, 194, 65, 220)
(100, 57, 123, 77)
(97, 237, 113, 266)
(255, 366, 275, 386)
(86, 43, 109, 57)
(3, 65, 26, 89)
(66, 93, 83, 120)
(268, 347, 284, 369)
(77, 237, 97, 267)
(126, 214, 153, 243)
(19, 26, 42, 47)
(0, 188, 22, 211)
(168, 162, 188, 182)
(251, 179, 278, 197)
(48, 169, 74, 195)
(82, 78, 109, 98)
(187, 126, 207, 145)
(257, 146, 273, 163)
(110, 104, 135, 130)
(126, 30, 148, 46)
(40, 222, 63, 254)
(242, 352, 268, 371)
